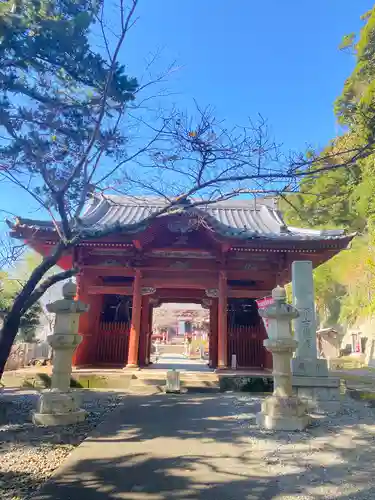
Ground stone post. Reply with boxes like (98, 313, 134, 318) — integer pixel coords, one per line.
(256, 286, 310, 431)
(291, 261, 328, 376)
(291, 261, 341, 412)
(32, 281, 89, 426)
(165, 369, 181, 393)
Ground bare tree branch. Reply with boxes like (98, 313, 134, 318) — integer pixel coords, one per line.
(21, 267, 78, 314)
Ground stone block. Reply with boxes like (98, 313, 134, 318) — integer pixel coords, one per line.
(32, 389, 87, 426)
(292, 376, 341, 413)
(292, 375, 340, 388)
(291, 357, 329, 377)
(256, 412, 311, 431)
(165, 370, 180, 393)
(32, 409, 87, 426)
(256, 395, 311, 431)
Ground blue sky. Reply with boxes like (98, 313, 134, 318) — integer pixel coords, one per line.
(122, 0, 372, 151)
(1, 0, 374, 221)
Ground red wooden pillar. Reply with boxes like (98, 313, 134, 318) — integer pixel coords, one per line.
(217, 270, 228, 369)
(126, 269, 142, 368)
(146, 305, 154, 364)
(86, 293, 103, 366)
(138, 296, 150, 367)
(209, 299, 218, 368)
(73, 271, 91, 367)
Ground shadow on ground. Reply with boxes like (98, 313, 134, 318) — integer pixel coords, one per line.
(23, 392, 375, 500)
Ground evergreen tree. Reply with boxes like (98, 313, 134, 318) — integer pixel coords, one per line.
(15, 301, 42, 343)
(283, 7, 375, 326)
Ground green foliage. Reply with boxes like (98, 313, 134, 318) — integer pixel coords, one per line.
(0, 251, 43, 341)
(0, 0, 138, 213)
(16, 300, 42, 342)
(281, 135, 365, 232)
(282, 7, 375, 328)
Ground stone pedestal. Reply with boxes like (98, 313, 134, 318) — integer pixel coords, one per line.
(292, 376, 341, 413)
(32, 281, 89, 426)
(291, 261, 341, 412)
(32, 390, 86, 426)
(256, 286, 310, 431)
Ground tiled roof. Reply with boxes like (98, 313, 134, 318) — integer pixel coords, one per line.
(13, 195, 353, 242)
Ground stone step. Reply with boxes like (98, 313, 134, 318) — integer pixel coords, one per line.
(1, 369, 220, 390)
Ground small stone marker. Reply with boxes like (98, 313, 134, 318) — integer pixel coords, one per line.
(231, 354, 237, 370)
(291, 261, 328, 377)
(165, 369, 180, 393)
(32, 281, 89, 426)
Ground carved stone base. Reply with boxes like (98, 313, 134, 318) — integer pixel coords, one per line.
(32, 389, 87, 426)
(33, 409, 87, 426)
(256, 395, 311, 431)
(292, 376, 341, 413)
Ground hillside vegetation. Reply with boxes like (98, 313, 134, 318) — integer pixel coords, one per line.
(282, 7, 375, 330)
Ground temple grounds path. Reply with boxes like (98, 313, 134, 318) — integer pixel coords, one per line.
(31, 393, 375, 500)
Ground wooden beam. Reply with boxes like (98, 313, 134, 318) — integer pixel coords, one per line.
(84, 267, 135, 276)
(142, 278, 217, 289)
(88, 284, 270, 298)
(228, 289, 270, 298)
(133, 239, 142, 250)
(88, 285, 133, 295)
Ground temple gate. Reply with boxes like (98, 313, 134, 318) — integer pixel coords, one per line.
(9, 196, 354, 370)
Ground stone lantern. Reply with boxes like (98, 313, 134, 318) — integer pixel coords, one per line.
(256, 286, 311, 431)
(32, 281, 89, 426)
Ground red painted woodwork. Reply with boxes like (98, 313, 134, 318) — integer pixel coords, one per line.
(85, 293, 103, 366)
(227, 324, 268, 369)
(88, 285, 133, 295)
(218, 271, 228, 368)
(127, 269, 142, 367)
(26, 240, 73, 270)
(96, 322, 130, 366)
(209, 300, 218, 368)
(138, 296, 150, 366)
(146, 306, 154, 365)
(73, 272, 91, 366)
(11, 201, 355, 373)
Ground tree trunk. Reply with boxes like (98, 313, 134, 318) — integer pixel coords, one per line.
(0, 313, 21, 378)
(0, 243, 68, 379)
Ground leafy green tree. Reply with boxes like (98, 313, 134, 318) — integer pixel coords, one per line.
(282, 7, 375, 328)
(16, 301, 42, 343)
(0, 261, 42, 343)
(0, 0, 142, 376)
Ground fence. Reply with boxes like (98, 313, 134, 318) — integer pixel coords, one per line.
(4, 342, 51, 371)
(227, 324, 267, 369)
(96, 321, 130, 366)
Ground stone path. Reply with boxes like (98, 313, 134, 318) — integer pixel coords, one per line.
(151, 352, 212, 372)
(32, 393, 375, 500)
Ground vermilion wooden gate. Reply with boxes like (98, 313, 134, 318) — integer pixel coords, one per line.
(96, 322, 130, 366)
(227, 323, 268, 369)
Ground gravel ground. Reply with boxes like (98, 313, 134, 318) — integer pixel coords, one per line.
(229, 393, 375, 499)
(0, 389, 126, 500)
(2, 389, 375, 500)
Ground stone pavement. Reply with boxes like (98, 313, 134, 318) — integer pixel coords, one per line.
(150, 352, 212, 372)
(32, 392, 375, 500)
(33, 393, 280, 500)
